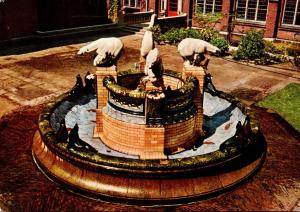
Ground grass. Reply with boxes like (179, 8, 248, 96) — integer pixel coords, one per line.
(257, 83, 300, 132)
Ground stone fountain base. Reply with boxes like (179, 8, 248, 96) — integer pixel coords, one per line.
(32, 130, 265, 205)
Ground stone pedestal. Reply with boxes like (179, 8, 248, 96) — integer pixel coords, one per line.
(183, 65, 205, 136)
(94, 66, 117, 135)
(139, 56, 146, 72)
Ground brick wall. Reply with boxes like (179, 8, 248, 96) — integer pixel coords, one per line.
(164, 117, 197, 153)
(265, 0, 279, 38)
(0, 0, 38, 41)
(100, 111, 166, 159)
(220, 0, 231, 32)
(0, 0, 109, 42)
(182, 65, 204, 136)
(95, 66, 117, 134)
(100, 110, 198, 159)
(277, 30, 300, 42)
(37, 0, 108, 31)
(163, 75, 184, 90)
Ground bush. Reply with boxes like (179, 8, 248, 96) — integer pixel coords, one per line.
(155, 27, 219, 44)
(294, 56, 300, 70)
(187, 29, 202, 39)
(158, 28, 202, 44)
(108, 0, 119, 22)
(264, 41, 282, 54)
(149, 26, 229, 55)
(210, 37, 229, 54)
(160, 28, 181, 44)
(149, 25, 162, 42)
(235, 30, 265, 60)
(194, 9, 223, 28)
(198, 27, 219, 42)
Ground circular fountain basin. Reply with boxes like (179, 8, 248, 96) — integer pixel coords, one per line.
(32, 77, 266, 205)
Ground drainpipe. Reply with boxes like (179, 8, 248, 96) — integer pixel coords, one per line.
(227, 0, 235, 43)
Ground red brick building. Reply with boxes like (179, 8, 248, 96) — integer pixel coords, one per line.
(0, 0, 108, 42)
(121, 0, 300, 42)
(1, 0, 299, 43)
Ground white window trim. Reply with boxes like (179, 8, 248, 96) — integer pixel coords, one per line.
(195, 0, 222, 14)
(123, 0, 141, 8)
(236, 0, 268, 23)
(160, 0, 167, 11)
(282, 0, 300, 26)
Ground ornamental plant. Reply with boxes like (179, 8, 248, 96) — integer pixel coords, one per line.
(235, 30, 265, 60)
(109, 0, 119, 22)
(210, 37, 229, 55)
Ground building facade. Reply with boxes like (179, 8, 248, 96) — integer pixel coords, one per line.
(0, 0, 108, 42)
(121, 0, 300, 42)
(1, 0, 299, 43)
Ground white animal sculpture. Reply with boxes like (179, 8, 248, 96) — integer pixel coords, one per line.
(178, 38, 220, 66)
(140, 14, 157, 58)
(149, 13, 157, 28)
(78, 37, 123, 66)
(143, 48, 163, 83)
(141, 31, 154, 58)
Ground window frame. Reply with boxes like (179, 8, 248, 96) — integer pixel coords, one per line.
(123, 0, 141, 8)
(235, 0, 269, 23)
(282, 0, 300, 27)
(194, 0, 223, 15)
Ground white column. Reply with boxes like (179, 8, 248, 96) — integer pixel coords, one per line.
(178, 0, 182, 14)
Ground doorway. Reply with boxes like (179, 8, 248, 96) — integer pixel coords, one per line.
(167, 0, 178, 16)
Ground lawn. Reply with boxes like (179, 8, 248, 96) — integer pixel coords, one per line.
(258, 83, 300, 132)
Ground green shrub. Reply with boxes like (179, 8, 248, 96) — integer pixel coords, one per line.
(160, 28, 181, 44)
(235, 30, 265, 60)
(159, 27, 218, 44)
(294, 56, 300, 70)
(149, 26, 229, 55)
(197, 27, 219, 42)
(210, 37, 229, 54)
(149, 25, 162, 42)
(187, 29, 202, 39)
(160, 28, 202, 44)
(108, 0, 119, 22)
(194, 9, 223, 28)
(264, 41, 282, 54)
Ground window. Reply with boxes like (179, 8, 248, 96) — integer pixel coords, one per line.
(123, 0, 141, 8)
(282, 0, 300, 26)
(195, 0, 222, 14)
(236, 0, 268, 22)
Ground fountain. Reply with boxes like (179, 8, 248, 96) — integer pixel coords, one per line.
(32, 30, 266, 205)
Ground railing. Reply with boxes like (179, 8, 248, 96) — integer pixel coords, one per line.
(163, 76, 197, 114)
(120, 11, 154, 24)
(103, 76, 146, 116)
(157, 14, 188, 33)
(103, 74, 198, 121)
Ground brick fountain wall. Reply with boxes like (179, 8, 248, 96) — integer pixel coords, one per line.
(94, 65, 205, 159)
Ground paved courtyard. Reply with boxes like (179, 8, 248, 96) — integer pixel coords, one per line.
(0, 34, 299, 118)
